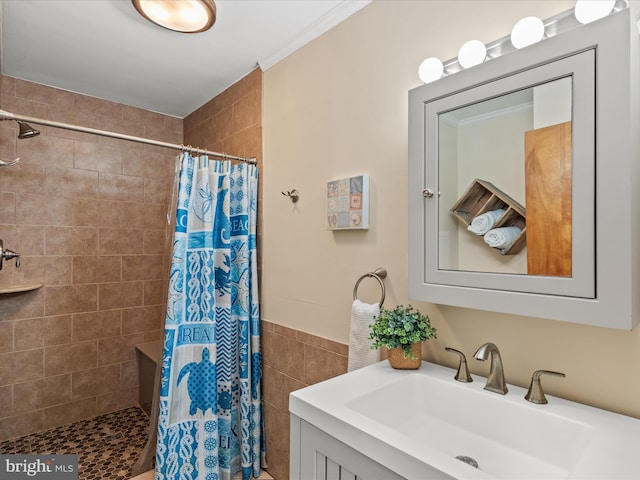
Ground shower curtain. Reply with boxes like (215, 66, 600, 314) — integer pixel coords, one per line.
(156, 153, 264, 480)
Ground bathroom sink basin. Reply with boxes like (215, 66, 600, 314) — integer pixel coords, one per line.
(290, 361, 640, 479)
(346, 373, 590, 479)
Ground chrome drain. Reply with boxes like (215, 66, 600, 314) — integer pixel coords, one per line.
(455, 455, 479, 469)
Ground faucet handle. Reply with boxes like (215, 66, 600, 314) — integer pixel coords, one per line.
(0, 240, 21, 270)
(445, 347, 473, 383)
(525, 370, 565, 404)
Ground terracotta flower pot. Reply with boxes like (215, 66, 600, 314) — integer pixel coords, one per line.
(387, 343, 422, 369)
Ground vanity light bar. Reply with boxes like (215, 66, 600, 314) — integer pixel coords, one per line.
(418, 0, 628, 84)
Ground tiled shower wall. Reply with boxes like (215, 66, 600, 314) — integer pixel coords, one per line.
(0, 74, 178, 441)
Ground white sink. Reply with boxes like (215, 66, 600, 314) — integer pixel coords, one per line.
(290, 361, 640, 479)
(347, 373, 590, 478)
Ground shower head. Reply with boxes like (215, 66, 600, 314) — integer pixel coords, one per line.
(18, 121, 40, 139)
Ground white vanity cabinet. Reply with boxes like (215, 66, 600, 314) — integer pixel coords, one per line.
(290, 415, 405, 480)
(408, 6, 640, 329)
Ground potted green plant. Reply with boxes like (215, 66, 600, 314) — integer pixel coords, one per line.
(369, 304, 437, 369)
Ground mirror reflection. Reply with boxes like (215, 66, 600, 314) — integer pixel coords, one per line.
(437, 77, 572, 277)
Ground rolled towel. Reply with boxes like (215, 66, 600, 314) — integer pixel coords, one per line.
(484, 226, 522, 250)
(467, 209, 505, 235)
(348, 299, 381, 372)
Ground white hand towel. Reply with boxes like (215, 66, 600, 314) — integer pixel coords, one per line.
(484, 226, 522, 250)
(348, 299, 381, 372)
(467, 209, 505, 235)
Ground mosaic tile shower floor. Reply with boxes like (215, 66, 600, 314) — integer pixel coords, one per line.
(0, 406, 149, 480)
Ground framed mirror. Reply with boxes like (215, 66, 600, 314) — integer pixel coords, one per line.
(426, 49, 594, 298)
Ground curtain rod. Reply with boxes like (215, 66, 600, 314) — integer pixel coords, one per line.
(0, 109, 257, 165)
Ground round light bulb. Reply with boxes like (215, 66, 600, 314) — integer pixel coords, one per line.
(458, 40, 487, 69)
(574, 0, 615, 24)
(418, 57, 444, 84)
(510, 16, 545, 49)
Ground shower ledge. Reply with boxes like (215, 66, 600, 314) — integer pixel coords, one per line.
(0, 283, 42, 294)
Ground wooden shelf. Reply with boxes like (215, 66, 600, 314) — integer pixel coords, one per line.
(0, 283, 43, 294)
(450, 179, 526, 255)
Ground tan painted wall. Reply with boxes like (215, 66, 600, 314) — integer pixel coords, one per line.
(262, 0, 640, 419)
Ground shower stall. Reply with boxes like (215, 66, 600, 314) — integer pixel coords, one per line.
(0, 69, 265, 478)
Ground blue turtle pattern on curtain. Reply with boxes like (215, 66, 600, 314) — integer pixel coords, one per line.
(156, 153, 264, 480)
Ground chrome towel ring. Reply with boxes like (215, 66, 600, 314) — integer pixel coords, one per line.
(353, 267, 387, 307)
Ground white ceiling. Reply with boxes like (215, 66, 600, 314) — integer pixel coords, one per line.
(1, 0, 370, 118)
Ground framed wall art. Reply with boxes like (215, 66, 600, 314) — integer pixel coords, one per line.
(326, 174, 369, 230)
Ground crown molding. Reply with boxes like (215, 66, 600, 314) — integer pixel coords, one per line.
(258, 0, 372, 71)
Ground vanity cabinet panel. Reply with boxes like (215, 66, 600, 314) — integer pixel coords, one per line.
(291, 415, 406, 480)
(408, 6, 640, 329)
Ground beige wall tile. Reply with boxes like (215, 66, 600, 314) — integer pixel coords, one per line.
(12, 256, 46, 287)
(41, 397, 97, 431)
(0, 321, 13, 354)
(15, 193, 46, 225)
(120, 360, 139, 389)
(72, 310, 121, 342)
(268, 332, 304, 381)
(121, 305, 163, 335)
(143, 280, 166, 306)
(45, 166, 99, 198)
(45, 341, 98, 376)
(73, 255, 122, 284)
(15, 79, 74, 109)
(99, 228, 143, 255)
(0, 192, 16, 224)
(13, 374, 71, 414)
(15, 315, 72, 350)
(122, 255, 164, 281)
(143, 229, 169, 254)
(44, 196, 76, 226)
(99, 173, 144, 202)
(71, 364, 120, 400)
(0, 385, 14, 419)
(234, 90, 260, 133)
(43, 256, 73, 285)
(0, 410, 44, 442)
(0, 163, 46, 195)
(98, 281, 143, 310)
(303, 344, 348, 385)
(97, 333, 144, 366)
(45, 284, 98, 315)
(0, 349, 44, 386)
(74, 141, 122, 174)
(17, 134, 74, 168)
(96, 386, 137, 415)
(45, 226, 99, 255)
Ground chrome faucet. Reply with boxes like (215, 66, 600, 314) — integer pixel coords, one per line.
(474, 342, 508, 395)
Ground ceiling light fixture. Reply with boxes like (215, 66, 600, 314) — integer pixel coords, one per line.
(132, 0, 217, 33)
